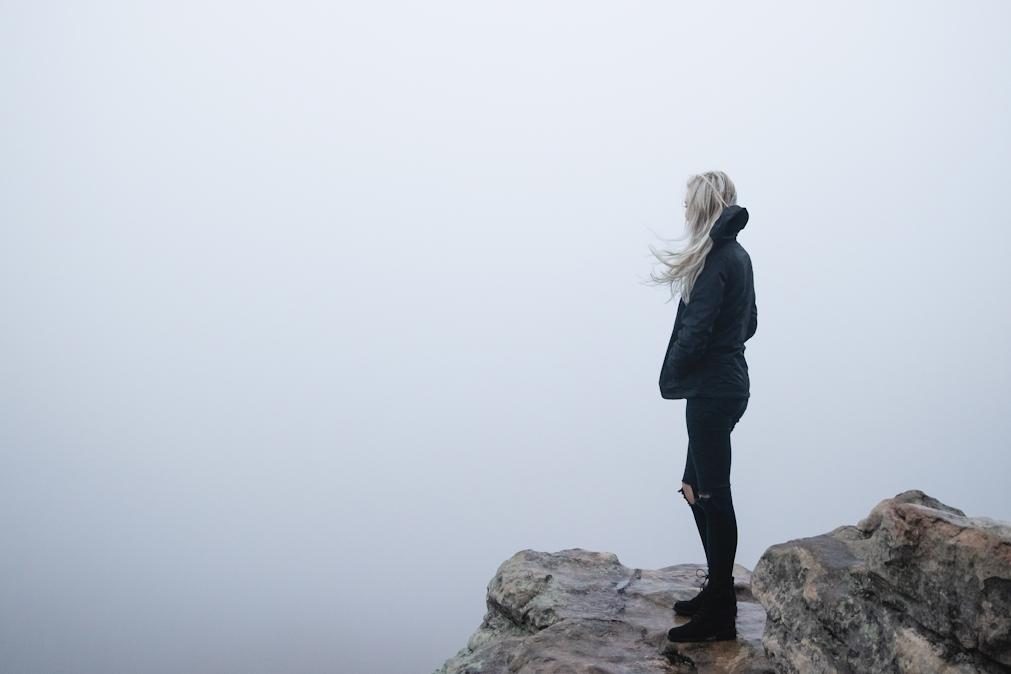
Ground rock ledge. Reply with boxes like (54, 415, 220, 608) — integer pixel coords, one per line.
(436, 490, 1011, 673)
(435, 549, 772, 673)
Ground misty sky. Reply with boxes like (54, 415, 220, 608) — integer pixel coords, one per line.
(2, 2, 1010, 673)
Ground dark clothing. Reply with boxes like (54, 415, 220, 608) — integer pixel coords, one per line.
(659, 205, 757, 400)
(681, 396, 748, 492)
(679, 395, 749, 586)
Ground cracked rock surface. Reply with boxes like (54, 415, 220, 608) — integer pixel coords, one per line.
(751, 489, 1011, 673)
(434, 549, 773, 674)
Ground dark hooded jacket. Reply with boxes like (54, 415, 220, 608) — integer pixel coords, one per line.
(659, 204, 757, 399)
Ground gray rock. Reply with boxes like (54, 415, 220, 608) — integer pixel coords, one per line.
(751, 489, 1011, 673)
(434, 548, 774, 674)
(436, 491, 1011, 673)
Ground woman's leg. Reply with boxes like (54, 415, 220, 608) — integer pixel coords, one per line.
(685, 397, 748, 586)
(681, 441, 710, 571)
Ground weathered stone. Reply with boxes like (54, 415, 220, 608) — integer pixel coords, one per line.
(436, 491, 1011, 673)
(751, 489, 1011, 673)
(435, 548, 773, 674)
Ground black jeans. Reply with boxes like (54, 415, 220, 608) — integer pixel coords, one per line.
(679, 396, 748, 587)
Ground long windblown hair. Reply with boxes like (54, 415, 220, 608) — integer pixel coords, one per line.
(647, 170, 738, 304)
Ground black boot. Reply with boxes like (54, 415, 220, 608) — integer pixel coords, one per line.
(673, 570, 738, 617)
(667, 576, 737, 643)
(672, 569, 711, 616)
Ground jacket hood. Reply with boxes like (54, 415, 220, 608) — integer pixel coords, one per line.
(709, 205, 749, 245)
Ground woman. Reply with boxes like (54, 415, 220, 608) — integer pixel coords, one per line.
(648, 170, 757, 642)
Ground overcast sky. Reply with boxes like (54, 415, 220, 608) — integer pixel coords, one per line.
(2, 2, 1009, 673)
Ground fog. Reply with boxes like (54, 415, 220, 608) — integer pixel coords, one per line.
(2, 1, 1009, 673)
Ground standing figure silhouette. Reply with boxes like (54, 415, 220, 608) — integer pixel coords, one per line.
(647, 170, 757, 642)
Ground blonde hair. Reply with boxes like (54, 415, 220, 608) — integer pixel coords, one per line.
(646, 170, 738, 304)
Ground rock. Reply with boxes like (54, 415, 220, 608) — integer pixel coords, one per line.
(434, 548, 775, 674)
(751, 489, 1011, 673)
(435, 491, 1011, 673)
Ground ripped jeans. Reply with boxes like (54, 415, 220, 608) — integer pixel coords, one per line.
(679, 396, 748, 587)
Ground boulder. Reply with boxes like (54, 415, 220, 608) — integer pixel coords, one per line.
(751, 489, 1011, 673)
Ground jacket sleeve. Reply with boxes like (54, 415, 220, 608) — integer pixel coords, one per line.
(669, 261, 726, 376)
(746, 297, 757, 340)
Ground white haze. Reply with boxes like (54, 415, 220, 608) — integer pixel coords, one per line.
(2, 1, 1010, 673)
